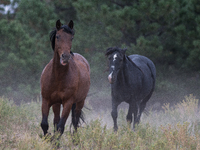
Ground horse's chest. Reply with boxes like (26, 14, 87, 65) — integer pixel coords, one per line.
(112, 86, 131, 99)
(111, 81, 141, 102)
(42, 79, 76, 102)
(51, 88, 74, 102)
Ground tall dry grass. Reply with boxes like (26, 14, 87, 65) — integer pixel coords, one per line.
(0, 95, 200, 149)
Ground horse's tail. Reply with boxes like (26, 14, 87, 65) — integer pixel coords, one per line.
(147, 61, 156, 92)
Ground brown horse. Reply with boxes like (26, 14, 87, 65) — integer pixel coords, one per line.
(40, 20, 90, 137)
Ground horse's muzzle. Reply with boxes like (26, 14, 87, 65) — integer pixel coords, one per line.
(60, 53, 71, 66)
(108, 72, 114, 84)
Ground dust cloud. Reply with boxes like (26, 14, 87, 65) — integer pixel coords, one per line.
(81, 71, 200, 129)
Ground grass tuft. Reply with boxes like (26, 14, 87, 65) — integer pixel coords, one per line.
(0, 95, 200, 149)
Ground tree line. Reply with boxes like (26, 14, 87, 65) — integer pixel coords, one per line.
(0, 0, 200, 101)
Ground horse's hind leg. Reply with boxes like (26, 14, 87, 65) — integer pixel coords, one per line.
(52, 103, 61, 131)
(71, 103, 77, 130)
(134, 96, 151, 129)
(133, 101, 146, 129)
(137, 91, 153, 124)
(72, 100, 85, 131)
(41, 99, 50, 136)
(133, 102, 139, 129)
(126, 104, 133, 125)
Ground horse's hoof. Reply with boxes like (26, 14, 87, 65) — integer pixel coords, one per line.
(44, 133, 52, 141)
(51, 135, 61, 147)
(132, 128, 136, 132)
(113, 126, 118, 132)
(45, 132, 51, 137)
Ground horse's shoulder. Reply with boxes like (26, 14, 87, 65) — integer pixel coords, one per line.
(128, 55, 156, 78)
(73, 53, 84, 60)
(73, 53, 86, 62)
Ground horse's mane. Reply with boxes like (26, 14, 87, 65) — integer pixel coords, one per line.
(50, 25, 75, 51)
(105, 47, 127, 56)
(105, 47, 144, 74)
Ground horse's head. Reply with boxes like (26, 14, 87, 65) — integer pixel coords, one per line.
(105, 47, 127, 84)
(50, 20, 75, 66)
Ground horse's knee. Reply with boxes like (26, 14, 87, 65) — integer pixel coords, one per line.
(111, 110, 117, 119)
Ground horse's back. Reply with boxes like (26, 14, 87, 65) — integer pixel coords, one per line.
(128, 54, 156, 79)
(73, 53, 90, 73)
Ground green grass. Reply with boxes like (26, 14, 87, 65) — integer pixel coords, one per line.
(0, 95, 200, 149)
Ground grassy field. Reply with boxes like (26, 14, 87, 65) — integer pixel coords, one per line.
(0, 94, 200, 150)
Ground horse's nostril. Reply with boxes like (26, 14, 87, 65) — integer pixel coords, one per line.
(62, 54, 68, 60)
(61, 53, 70, 62)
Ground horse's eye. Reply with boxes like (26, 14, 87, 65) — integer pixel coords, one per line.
(71, 37, 74, 40)
(56, 35, 59, 39)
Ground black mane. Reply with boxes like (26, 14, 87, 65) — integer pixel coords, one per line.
(105, 47, 126, 56)
(50, 25, 75, 51)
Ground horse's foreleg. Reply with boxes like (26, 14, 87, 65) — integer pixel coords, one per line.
(138, 100, 147, 121)
(111, 101, 119, 131)
(56, 100, 73, 135)
(41, 99, 50, 136)
(52, 103, 61, 131)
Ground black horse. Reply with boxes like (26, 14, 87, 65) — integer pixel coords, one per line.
(105, 47, 156, 131)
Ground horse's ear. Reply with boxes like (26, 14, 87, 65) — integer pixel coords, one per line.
(68, 20, 73, 29)
(122, 48, 127, 55)
(56, 19, 62, 30)
(70, 51, 74, 56)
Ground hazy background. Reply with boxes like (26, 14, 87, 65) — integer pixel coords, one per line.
(0, 0, 200, 111)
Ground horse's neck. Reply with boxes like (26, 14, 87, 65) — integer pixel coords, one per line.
(124, 56, 141, 72)
(119, 56, 140, 80)
(52, 53, 69, 81)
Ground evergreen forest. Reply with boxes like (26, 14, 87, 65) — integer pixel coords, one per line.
(0, 0, 200, 104)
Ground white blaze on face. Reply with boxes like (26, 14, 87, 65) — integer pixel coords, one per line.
(108, 54, 117, 84)
(113, 53, 117, 61)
